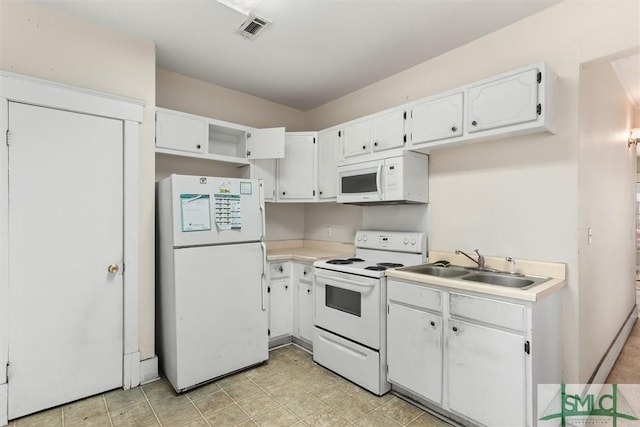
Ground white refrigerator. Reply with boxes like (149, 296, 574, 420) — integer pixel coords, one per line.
(156, 174, 268, 392)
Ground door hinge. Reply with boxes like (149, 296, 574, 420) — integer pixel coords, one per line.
(247, 132, 252, 139)
(403, 134, 407, 144)
(386, 364, 389, 374)
(313, 190, 316, 196)
(267, 286, 271, 293)
(387, 304, 390, 314)
(537, 71, 542, 84)
(313, 137, 316, 144)
(524, 341, 530, 354)
(5, 129, 10, 146)
(536, 104, 542, 115)
(403, 111, 407, 120)
(5, 362, 9, 382)
(268, 328, 271, 336)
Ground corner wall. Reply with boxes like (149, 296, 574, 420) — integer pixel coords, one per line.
(305, 0, 640, 383)
(0, 1, 157, 360)
(578, 57, 639, 381)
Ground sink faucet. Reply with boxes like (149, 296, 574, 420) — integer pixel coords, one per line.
(455, 249, 485, 269)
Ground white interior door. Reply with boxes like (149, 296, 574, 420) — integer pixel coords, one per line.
(7, 102, 124, 419)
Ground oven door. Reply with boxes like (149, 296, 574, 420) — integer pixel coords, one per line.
(337, 159, 383, 204)
(314, 269, 382, 349)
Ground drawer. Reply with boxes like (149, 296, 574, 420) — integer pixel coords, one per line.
(388, 280, 442, 312)
(269, 262, 290, 279)
(449, 292, 525, 332)
(295, 263, 313, 282)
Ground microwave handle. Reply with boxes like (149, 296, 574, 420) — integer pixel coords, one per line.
(376, 162, 383, 200)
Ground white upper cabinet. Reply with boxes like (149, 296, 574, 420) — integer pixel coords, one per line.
(277, 132, 316, 201)
(156, 110, 207, 154)
(409, 92, 463, 144)
(317, 128, 338, 201)
(251, 159, 277, 202)
(466, 68, 539, 133)
(371, 109, 406, 152)
(342, 118, 371, 159)
(155, 108, 284, 165)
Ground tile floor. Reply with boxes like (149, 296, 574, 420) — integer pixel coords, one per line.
(8, 345, 452, 427)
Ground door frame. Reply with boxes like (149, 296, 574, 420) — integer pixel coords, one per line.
(0, 72, 143, 425)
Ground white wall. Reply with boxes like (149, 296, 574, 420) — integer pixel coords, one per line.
(304, 203, 362, 242)
(0, 1, 157, 360)
(265, 203, 305, 241)
(578, 57, 638, 381)
(306, 0, 640, 383)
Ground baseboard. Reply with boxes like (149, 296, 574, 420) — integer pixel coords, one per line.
(590, 304, 638, 384)
(0, 383, 7, 427)
(292, 336, 312, 352)
(268, 336, 292, 349)
(139, 356, 160, 385)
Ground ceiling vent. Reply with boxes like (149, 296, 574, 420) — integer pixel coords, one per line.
(237, 14, 271, 40)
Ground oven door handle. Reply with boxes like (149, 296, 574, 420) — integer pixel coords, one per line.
(315, 273, 376, 293)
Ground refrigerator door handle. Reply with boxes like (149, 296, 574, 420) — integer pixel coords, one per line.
(260, 242, 267, 311)
(258, 180, 266, 241)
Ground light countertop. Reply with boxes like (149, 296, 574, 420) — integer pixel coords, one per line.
(386, 251, 567, 302)
(266, 239, 354, 263)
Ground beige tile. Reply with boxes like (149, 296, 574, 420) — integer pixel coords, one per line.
(237, 421, 259, 427)
(65, 413, 112, 427)
(14, 407, 62, 427)
(301, 407, 349, 427)
(252, 406, 299, 427)
(179, 418, 210, 427)
(278, 394, 327, 418)
(245, 365, 278, 382)
(407, 412, 454, 427)
(148, 393, 201, 426)
(63, 395, 107, 425)
(301, 377, 335, 394)
(142, 378, 176, 399)
(350, 388, 394, 408)
(330, 395, 375, 422)
(205, 403, 249, 426)
(104, 387, 147, 412)
(186, 381, 222, 401)
(252, 372, 289, 390)
(236, 390, 281, 418)
(191, 389, 235, 416)
(216, 372, 249, 388)
(352, 411, 403, 427)
(224, 379, 264, 400)
(109, 401, 159, 427)
(312, 385, 351, 407)
(268, 382, 306, 401)
(378, 397, 424, 425)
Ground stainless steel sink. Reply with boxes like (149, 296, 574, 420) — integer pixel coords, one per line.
(398, 265, 469, 278)
(461, 273, 535, 289)
(396, 263, 549, 290)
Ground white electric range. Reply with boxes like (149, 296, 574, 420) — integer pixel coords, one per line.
(312, 230, 427, 395)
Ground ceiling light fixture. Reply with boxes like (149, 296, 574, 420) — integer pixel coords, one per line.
(217, 0, 261, 15)
(628, 128, 640, 147)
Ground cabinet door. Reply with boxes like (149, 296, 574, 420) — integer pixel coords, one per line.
(278, 133, 316, 201)
(297, 281, 314, 343)
(387, 303, 442, 404)
(246, 127, 285, 159)
(342, 119, 371, 158)
(156, 110, 207, 154)
(447, 320, 525, 427)
(371, 109, 405, 152)
(269, 279, 291, 339)
(317, 129, 338, 200)
(410, 93, 463, 144)
(252, 159, 277, 202)
(466, 68, 539, 133)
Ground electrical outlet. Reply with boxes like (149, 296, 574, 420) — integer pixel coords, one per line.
(325, 226, 332, 237)
(588, 227, 593, 245)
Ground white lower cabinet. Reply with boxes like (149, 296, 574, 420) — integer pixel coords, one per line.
(295, 263, 314, 344)
(386, 278, 561, 427)
(267, 262, 291, 343)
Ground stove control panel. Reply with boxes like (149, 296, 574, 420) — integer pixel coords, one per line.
(355, 230, 427, 254)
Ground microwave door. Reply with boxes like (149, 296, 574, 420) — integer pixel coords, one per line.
(376, 162, 384, 201)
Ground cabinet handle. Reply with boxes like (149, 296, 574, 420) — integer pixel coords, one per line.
(246, 150, 251, 157)
(471, 120, 478, 127)
(362, 145, 366, 150)
(196, 144, 201, 149)
(319, 191, 323, 195)
(430, 321, 435, 327)
(452, 326, 458, 332)
(307, 289, 311, 294)
(282, 191, 286, 196)
(278, 266, 283, 273)
(451, 126, 457, 132)
(303, 271, 307, 275)
(374, 142, 378, 147)
(285, 285, 288, 290)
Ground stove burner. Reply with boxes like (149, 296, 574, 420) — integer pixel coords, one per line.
(326, 259, 353, 265)
(347, 257, 366, 262)
(365, 265, 387, 271)
(377, 262, 404, 268)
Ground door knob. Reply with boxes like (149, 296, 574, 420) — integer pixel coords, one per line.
(108, 264, 120, 274)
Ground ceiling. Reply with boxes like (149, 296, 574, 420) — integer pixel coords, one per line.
(38, 0, 560, 111)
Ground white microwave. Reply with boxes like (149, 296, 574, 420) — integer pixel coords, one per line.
(336, 152, 429, 205)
